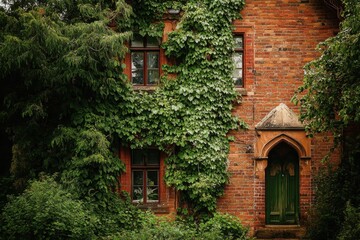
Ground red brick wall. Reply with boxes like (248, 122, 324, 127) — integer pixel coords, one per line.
(217, 0, 340, 233)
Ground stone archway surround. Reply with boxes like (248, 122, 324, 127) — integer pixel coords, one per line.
(253, 104, 312, 226)
(254, 130, 311, 226)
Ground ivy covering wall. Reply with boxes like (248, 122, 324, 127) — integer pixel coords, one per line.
(125, 0, 247, 214)
(0, 0, 246, 217)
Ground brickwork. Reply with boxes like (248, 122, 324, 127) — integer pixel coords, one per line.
(217, 0, 340, 233)
(119, 0, 341, 235)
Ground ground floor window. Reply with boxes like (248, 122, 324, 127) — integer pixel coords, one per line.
(131, 149, 160, 203)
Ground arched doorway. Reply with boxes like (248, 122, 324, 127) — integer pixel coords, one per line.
(265, 142, 299, 225)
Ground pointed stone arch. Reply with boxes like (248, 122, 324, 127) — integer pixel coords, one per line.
(254, 104, 311, 161)
(262, 134, 307, 159)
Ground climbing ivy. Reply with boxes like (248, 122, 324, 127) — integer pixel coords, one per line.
(0, 0, 246, 216)
(125, 0, 247, 214)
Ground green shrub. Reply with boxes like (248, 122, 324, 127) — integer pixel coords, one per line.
(104, 214, 198, 240)
(105, 212, 251, 240)
(199, 213, 250, 240)
(307, 144, 360, 240)
(307, 166, 344, 240)
(337, 202, 360, 240)
(91, 191, 143, 236)
(1, 176, 97, 240)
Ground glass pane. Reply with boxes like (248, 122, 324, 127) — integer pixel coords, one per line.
(132, 186, 143, 202)
(131, 35, 144, 47)
(234, 36, 243, 49)
(147, 186, 159, 201)
(132, 149, 144, 165)
(133, 171, 144, 185)
(233, 77, 243, 86)
(131, 52, 144, 84)
(233, 52, 243, 69)
(147, 149, 160, 165)
(232, 52, 243, 87)
(148, 70, 159, 85)
(147, 170, 159, 201)
(233, 70, 243, 86)
(232, 69, 242, 78)
(147, 170, 159, 186)
(146, 36, 160, 47)
(132, 170, 144, 202)
(147, 52, 159, 68)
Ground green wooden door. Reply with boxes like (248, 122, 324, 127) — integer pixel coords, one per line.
(266, 143, 299, 224)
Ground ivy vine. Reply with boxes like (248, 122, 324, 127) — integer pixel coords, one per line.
(124, 0, 247, 214)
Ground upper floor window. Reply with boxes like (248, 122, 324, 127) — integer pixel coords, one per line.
(130, 35, 160, 85)
(131, 149, 160, 203)
(232, 35, 243, 87)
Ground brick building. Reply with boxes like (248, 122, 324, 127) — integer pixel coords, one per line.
(119, 0, 342, 235)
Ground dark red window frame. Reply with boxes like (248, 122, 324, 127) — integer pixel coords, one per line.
(232, 34, 244, 87)
(130, 36, 160, 86)
(131, 149, 160, 203)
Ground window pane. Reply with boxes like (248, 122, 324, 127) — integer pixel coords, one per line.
(133, 171, 144, 185)
(132, 171, 144, 202)
(132, 149, 144, 165)
(146, 36, 160, 47)
(232, 69, 243, 86)
(147, 170, 159, 201)
(147, 52, 159, 84)
(147, 52, 159, 68)
(131, 35, 144, 47)
(131, 52, 144, 84)
(232, 52, 243, 87)
(147, 149, 160, 165)
(234, 36, 243, 49)
(147, 170, 159, 186)
(133, 186, 144, 202)
(147, 186, 159, 201)
(148, 70, 159, 85)
(233, 52, 243, 68)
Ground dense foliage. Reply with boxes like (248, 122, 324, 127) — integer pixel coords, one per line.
(0, 0, 133, 204)
(0, 0, 249, 238)
(293, 0, 360, 142)
(0, 0, 246, 216)
(1, 176, 97, 240)
(307, 147, 360, 240)
(106, 212, 251, 240)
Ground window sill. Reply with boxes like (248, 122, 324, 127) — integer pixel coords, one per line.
(134, 203, 170, 214)
(132, 85, 157, 92)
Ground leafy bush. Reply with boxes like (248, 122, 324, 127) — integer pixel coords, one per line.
(0, 176, 97, 240)
(91, 191, 143, 236)
(199, 213, 250, 239)
(307, 153, 360, 240)
(307, 165, 345, 240)
(337, 202, 360, 240)
(105, 212, 251, 240)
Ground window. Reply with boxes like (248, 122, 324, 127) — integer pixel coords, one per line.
(130, 35, 160, 85)
(131, 149, 160, 203)
(232, 35, 244, 87)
